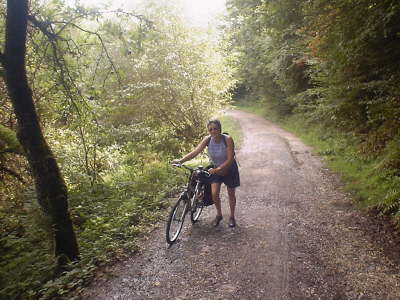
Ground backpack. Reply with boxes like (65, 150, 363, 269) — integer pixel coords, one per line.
(202, 182, 213, 206)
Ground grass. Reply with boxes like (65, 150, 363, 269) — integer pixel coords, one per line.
(234, 99, 273, 121)
(234, 100, 400, 224)
(218, 113, 243, 150)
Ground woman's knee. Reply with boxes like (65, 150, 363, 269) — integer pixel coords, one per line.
(227, 187, 236, 196)
(211, 183, 221, 198)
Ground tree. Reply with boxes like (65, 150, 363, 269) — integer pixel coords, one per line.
(1, 0, 79, 264)
(225, 0, 309, 115)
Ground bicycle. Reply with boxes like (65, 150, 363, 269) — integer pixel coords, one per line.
(166, 164, 210, 245)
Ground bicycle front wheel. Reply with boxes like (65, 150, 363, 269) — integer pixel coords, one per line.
(166, 194, 188, 244)
(190, 183, 204, 223)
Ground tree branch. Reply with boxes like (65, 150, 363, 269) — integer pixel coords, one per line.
(27, 15, 62, 41)
(26, 15, 85, 113)
(26, 10, 136, 91)
(0, 166, 25, 183)
(54, 21, 122, 86)
(27, 9, 156, 89)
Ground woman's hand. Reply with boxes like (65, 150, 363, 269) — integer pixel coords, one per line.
(209, 167, 226, 175)
(208, 168, 218, 175)
(171, 159, 182, 165)
(209, 167, 228, 176)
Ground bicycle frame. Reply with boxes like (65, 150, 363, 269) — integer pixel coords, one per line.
(166, 164, 210, 244)
(178, 164, 208, 194)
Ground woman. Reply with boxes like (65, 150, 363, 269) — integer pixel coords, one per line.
(173, 119, 240, 227)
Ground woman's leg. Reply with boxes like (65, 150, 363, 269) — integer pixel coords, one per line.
(211, 183, 222, 217)
(227, 187, 236, 219)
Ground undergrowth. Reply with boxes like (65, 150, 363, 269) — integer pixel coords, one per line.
(0, 114, 243, 300)
(0, 154, 186, 299)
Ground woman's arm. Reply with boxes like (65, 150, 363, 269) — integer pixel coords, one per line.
(176, 136, 210, 163)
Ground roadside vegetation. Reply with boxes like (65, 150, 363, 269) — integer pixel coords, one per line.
(218, 114, 243, 150)
(3, 0, 399, 298)
(225, 0, 400, 225)
(0, 0, 234, 298)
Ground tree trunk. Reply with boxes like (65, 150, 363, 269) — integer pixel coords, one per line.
(3, 0, 79, 263)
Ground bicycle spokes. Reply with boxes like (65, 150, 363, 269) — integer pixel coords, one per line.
(166, 196, 188, 244)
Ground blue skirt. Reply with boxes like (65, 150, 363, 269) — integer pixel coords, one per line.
(208, 160, 240, 188)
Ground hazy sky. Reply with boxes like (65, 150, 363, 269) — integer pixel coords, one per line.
(67, 0, 227, 28)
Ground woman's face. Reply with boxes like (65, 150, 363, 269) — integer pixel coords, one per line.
(207, 123, 221, 137)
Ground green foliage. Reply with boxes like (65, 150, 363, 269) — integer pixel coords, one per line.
(0, 198, 54, 300)
(303, 0, 400, 138)
(218, 114, 243, 150)
(1, 0, 234, 298)
(0, 152, 186, 299)
(235, 96, 284, 123)
(225, 0, 308, 117)
(226, 0, 400, 137)
(95, 5, 232, 150)
(226, 0, 400, 222)
(0, 125, 23, 154)
(375, 135, 400, 172)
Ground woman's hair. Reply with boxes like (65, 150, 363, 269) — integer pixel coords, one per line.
(207, 119, 222, 130)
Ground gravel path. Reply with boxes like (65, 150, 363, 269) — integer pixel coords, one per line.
(80, 110, 400, 299)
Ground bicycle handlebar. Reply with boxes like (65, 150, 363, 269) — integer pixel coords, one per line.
(172, 163, 210, 177)
(171, 163, 192, 171)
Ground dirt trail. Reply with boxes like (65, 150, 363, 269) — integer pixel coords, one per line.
(81, 110, 400, 299)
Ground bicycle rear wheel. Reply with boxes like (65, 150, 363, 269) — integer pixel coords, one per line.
(190, 183, 204, 223)
(166, 194, 188, 244)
